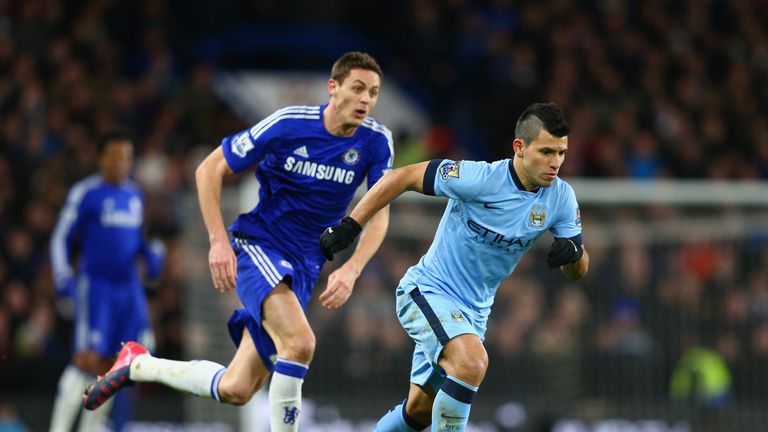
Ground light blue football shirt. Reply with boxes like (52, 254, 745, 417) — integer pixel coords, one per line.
(398, 158, 583, 328)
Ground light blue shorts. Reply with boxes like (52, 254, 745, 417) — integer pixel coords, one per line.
(396, 284, 486, 391)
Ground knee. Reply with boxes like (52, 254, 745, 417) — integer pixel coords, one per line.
(280, 331, 316, 364)
(445, 352, 489, 384)
(218, 371, 259, 406)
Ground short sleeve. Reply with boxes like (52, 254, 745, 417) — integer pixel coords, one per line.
(366, 131, 394, 189)
(549, 183, 582, 239)
(428, 159, 490, 201)
(220, 113, 287, 173)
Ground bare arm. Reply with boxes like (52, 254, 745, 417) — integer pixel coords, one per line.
(195, 147, 237, 292)
(349, 161, 430, 225)
(346, 205, 390, 274)
(317, 161, 428, 299)
(319, 206, 390, 308)
(560, 245, 589, 280)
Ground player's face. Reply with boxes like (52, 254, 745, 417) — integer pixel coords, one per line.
(514, 129, 568, 189)
(99, 140, 133, 184)
(329, 68, 381, 128)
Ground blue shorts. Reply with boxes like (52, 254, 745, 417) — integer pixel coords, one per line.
(73, 275, 154, 358)
(396, 284, 486, 391)
(227, 235, 321, 371)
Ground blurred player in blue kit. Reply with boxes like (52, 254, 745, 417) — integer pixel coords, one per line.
(321, 103, 590, 431)
(83, 51, 394, 431)
(49, 132, 164, 431)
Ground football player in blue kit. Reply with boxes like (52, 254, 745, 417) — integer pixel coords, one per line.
(49, 132, 164, 431)
(84, 51, 394, 431)
(321, 103, 590, 432)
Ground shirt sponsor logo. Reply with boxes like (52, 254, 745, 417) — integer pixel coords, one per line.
(101, 197, 142, 228)
(467, 219, 536, 250)
(283, 156, 356, 184)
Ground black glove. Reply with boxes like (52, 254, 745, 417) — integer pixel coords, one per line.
(320, 216, 362, 261)
(547, 237, 583, 268)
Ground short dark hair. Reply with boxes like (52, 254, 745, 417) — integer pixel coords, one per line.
(514, 102, 569, 145)
(97, 131, 133, 154)
(330, 51, 383, 85)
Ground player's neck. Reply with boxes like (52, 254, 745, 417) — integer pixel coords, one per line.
(511, 158, 539, 192)
(322, 105, 358, 137)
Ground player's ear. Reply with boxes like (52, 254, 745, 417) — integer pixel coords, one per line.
(328, 79, 338, 96)
(513, 139, 524, 157)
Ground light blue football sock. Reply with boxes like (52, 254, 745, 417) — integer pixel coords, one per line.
(431, 376, 477, 432)
(375, 399, 428, 431)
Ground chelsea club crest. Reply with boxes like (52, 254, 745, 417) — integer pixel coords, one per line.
(342, 148, 360, 165)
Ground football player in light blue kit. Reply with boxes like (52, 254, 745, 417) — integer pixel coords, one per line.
(322, 103, 590, 431)
(84, 52, 393, 432)
(49, 132, 164, 432)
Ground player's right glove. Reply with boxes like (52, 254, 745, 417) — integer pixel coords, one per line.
(546, 237, 583, 268)
(319, 216, 362, 261)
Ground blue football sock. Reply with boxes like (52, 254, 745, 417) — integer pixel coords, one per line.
(375, 399, 428, 432)
(432, 376, 477, 432)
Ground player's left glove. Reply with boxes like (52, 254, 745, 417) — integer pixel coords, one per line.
(547, 237, 583, 268)
(320, 216, 362, 261)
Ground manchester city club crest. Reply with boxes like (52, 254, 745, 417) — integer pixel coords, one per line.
(450, 310, 465, 322)
(342, 148, 360, 165)
(528, 205, 547, 228)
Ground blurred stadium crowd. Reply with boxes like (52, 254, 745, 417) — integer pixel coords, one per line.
(1, 0, 768, 427)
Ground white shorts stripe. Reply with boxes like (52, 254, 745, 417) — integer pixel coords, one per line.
(253, 244, 282, 281)
(241, 243, 280, 286)
(246, 244, 282, 285)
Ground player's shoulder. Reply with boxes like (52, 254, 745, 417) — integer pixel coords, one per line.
(547, 176, 578, 201)
(66, 174, 104, 204)
(249, 105, 322, 136)
(489, 159, 512, 174)
(360, 116, 393, 142)
(263, 105, 322, 125)
(456, 159, 505, 177)
(71, 174, 104, 194)
(268, 104, 322, 117)
(463, 159, 510, 195)
(121, 179, 143, 195)
(551, 176, 575, 193)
